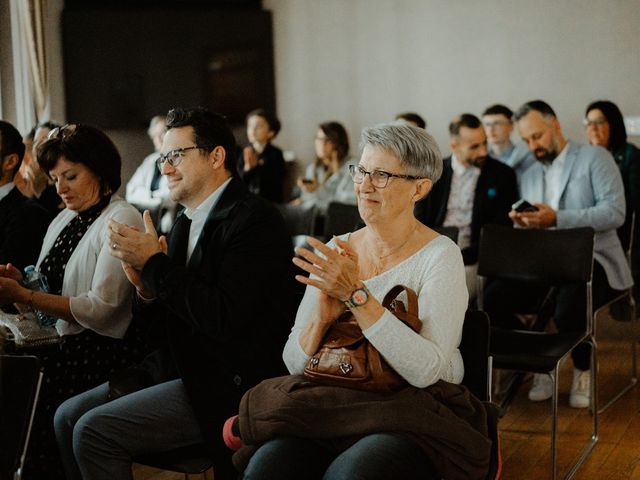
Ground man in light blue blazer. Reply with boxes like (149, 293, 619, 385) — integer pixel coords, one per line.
(483, 100, 633, 409)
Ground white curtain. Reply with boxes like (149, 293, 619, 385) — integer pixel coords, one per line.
(10, 0, 48, 132)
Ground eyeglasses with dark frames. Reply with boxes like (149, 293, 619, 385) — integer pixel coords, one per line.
(47, 124, 78, 140)
(156, 146, 206, 171)
(348, 164, 426, 189)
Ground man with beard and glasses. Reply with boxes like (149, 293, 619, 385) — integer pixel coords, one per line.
(483, 100, 632, 409)
(414, 113, 518, 301)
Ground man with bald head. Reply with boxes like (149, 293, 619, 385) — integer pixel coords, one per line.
(483, 100, 632, 409)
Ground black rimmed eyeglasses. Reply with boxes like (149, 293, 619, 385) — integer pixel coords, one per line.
(47, 124, 77, 140)
(348, 164, 426, 189)
(156, 146, 206, 171)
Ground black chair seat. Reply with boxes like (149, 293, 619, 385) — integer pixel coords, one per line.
(134, 442, 213, 474)
(491, 328, 588, 373)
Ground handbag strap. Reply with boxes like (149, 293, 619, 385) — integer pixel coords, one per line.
(381, 285, 422, 332)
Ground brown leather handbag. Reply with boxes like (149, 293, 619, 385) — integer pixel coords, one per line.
(304, 285, 422, 392)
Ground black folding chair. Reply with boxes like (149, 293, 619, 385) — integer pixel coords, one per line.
(459, 310, 502, 480)
(323, 202, 363, 239)
(477, 225, 597, 480)
(595, 212, 637, 413)
(433, 225, 459, 244)
(459, 310, 492, 402)
(276, 203, 318, 237)
(0, 355, 43, 480)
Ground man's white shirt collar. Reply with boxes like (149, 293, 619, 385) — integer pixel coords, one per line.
(183, 177, 232, 261)
(543, 143, 569, 210)
(0, 182, 15, 202)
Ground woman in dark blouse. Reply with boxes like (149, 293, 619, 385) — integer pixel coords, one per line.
(585, 100, 640, 296)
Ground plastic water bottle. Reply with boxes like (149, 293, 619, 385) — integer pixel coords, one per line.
(23, 265, 56, 327)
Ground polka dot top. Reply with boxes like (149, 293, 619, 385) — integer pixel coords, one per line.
(39, 196, 111, 295)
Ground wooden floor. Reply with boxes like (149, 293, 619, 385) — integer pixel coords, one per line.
(497, 312, 640, 480)
(134, 313, 640, 480)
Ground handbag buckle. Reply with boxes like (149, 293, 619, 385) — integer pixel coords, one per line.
(339, 362, 353, 375)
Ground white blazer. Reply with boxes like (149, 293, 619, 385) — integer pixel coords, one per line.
(36, 195, 144, 337)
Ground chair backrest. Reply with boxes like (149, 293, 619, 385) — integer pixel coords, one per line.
(433, 226, 459, 243)
(276, 203, 317, 237)
(477, 225, 595, 285)
(459, 310, 491, 401)
(0, 355, 43, 480)
(323, 202, 363, 238)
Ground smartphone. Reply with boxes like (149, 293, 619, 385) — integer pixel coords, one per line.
(301, 178, 314, 185)
(512, 199, 539, 213)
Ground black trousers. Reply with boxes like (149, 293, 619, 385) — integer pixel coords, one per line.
(483, 260, 620, 371)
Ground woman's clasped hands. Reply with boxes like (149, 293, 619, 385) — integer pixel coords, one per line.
(293, 236, 360, 302)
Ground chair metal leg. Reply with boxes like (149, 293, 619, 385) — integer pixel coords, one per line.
(563, 339, 599, 480)
(550, 368, 559, 480)
(495, 372, 526, 417)
(597, 294, 638, 414)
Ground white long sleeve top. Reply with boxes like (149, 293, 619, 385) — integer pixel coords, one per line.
(283, 234, 468, 388)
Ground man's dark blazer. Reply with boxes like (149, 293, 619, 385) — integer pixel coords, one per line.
(0, 186, 52, 271)
(134, 177, 292, 475)
(414, 156, 519, 264)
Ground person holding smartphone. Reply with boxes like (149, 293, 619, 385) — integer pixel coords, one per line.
(292, 121, 357, 215)
(484, 100, 632, 409)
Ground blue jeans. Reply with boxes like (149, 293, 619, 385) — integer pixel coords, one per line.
(243, 434, 439, 480)
(54, 379, 205, 480)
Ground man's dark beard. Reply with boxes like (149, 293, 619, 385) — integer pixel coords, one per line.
(534, 148, 557, 165)
(469, 155, 487, 168)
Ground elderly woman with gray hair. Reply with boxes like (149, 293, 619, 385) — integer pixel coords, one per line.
(237, 124, 477, 479)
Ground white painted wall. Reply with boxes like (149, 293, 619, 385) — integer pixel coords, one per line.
(4, 0, 639, 180)
(264, 0, 640, 163)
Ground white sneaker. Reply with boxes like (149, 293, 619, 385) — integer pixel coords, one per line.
(528, 373, 553, 401)
(569, 368, 591, 409)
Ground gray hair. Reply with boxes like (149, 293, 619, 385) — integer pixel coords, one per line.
(360, 123, 442, 182)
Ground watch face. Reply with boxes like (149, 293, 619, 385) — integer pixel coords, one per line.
(350, 288, 368, 306)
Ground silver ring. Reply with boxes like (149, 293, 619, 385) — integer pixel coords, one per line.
(112, 243, 117, 249)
